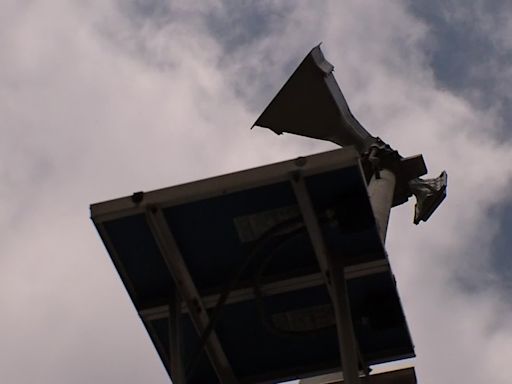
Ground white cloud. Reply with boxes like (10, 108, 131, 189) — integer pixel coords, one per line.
(1, 1, 511, 383)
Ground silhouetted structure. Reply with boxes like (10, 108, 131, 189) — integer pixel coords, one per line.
(91, 45, 446, 384)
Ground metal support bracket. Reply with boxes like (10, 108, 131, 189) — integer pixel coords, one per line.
(139, 260, 390, 321)
(291, 174, 362, 384)
(168, 288, 185, 384)
(145, 207, 238, 384)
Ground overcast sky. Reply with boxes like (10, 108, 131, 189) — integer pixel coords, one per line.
(1, 1, 511, 383)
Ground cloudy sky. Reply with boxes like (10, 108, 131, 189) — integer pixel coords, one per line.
(1, 1, 511, 383)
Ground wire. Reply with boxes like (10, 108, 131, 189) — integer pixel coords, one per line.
(185, 216, 304, 378)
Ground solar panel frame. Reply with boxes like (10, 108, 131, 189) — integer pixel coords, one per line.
(91, 147, 414, 383)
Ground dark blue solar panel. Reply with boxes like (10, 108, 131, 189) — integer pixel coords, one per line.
(163, 181, 301, 293)
(94, 161, 414, 383)
(161, 166, 382, 295)
(146, 275, 413, 383)
(103, 214, 172, 305)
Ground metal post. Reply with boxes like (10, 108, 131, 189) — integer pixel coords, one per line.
(291, 175, 361, 384)
(367, 169, 396, 243)
(329, 255, 362, 384)
(168, 288, 185, 384)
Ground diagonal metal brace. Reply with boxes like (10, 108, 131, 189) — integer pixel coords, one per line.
(145, 207, 238, 384)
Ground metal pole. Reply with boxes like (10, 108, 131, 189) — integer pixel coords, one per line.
(330, 256, 361, 384)
(168, 288, 185, 384)
(367, 169, 396, 243)
(291, 175, 361, 384)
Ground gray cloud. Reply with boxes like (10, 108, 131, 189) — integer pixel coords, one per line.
(409, 0, 512, 135)
(408, 0, 512, 319)
(1, 1, 511, 383)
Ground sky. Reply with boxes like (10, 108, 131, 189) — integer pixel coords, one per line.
(1, 1, 511, 383)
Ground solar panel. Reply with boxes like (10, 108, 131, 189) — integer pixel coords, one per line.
(91, 147, 414, 383)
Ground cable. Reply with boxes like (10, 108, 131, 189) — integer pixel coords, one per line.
(185, 216, 303, 378)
